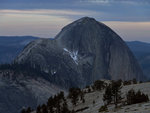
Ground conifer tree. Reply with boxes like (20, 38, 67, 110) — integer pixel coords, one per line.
(103, 80, 122, 107)
(111, 80, 122, 107)
(41, 104, 48, 113)
(93, 80, 104, 91)
(36, 105, 41, 113)
(103, 84, 112, 105)
(68, 88, 81, 106)
(21, 109, 26, 113)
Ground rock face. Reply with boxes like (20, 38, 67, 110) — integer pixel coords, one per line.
(15, 39, 85, 88)
(15, 17, 145, 88)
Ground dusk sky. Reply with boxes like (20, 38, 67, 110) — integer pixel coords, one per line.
(0, 0, 150, 42)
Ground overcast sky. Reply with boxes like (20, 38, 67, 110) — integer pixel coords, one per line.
(0, 0, 150, 42)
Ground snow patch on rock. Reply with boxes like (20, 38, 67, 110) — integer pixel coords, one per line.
(63, 48, 78, 64)
(51, 69, 57, 75)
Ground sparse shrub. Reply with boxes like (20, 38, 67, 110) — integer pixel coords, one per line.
(41, 104, 48, 113)
(21, 109, 26, 113)
(71, 110, 76, 113)
(123, 80, 131, 86)
(91, 85, 95, 91)
(27, 107, 32, 113)
(88, 87, 91, 93)
(99, 105, 108, 112)
(93, 80, 105, 91)
(80, 91, 85, 102)
(36, 105, 41, 113)
(132, 78, 137, 84)
(126, 89, 149, 105)
(83, 90, 87, 93)
(21, 107, 32, 113)
(117, 79, 122, 85)
(85, 85, 89, 88)
(82, 98, 85, 103)
(103, 84, 112, 105)
(68, 88, 81, 106)
(93, 100, 95, 104)
(140, 81, 143, 84)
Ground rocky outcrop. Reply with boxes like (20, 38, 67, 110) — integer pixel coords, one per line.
(15, 39, 85, 88)
(15, 17, 145, 88)
(55, 17, 144, 82)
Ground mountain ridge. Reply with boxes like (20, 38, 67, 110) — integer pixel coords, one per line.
(15, 17, 145, 85)
(0, 36, 39, 63)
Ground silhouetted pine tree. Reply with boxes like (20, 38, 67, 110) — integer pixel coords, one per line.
(36, 105, 41, 113)
(111, 80, 122, 107)
(103, 80, 122, 107)
(103, 84, 112, 105)
(41, 104, 48, 113)
(68, 88, 81, 106)
(132, 78, 137, 84)
(126, 89, 149, 105)
(93, 80, 105, 91)
(21, 109, 26, 113)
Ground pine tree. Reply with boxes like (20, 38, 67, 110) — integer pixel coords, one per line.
(47, 97, 54, 113)
(26, 107, 32, 113)
(126, 89, 135, 105)
(21, 109, 26, 113)
(68, 88, 81, 106)
(126, 89, 149, 105)
(103, 84, 112, 105)
(132, 78, 137, 84)
(93, 80, 104, 91)
(80, 91, 85, 103)
(41, 104, 48, 113)
(103, 80, 122, 107)
(36, 105, 41, 113)
(61, 98, 70, 113)
(111, 80, 122, 108)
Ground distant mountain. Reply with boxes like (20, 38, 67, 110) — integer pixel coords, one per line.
(0, 36, 38, 63)
(127, 41, 150, 78)
(127, 41, 150, 59)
